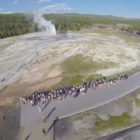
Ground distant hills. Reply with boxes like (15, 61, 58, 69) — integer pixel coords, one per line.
(0, 13, 140, 39)
(45, 13, 140, 33)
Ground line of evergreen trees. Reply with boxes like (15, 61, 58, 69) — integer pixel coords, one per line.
(44, 14, 94, 31)
(45, 14, 140, 34)
(0, 13, 37, 38)
(0, 13, 140, 39)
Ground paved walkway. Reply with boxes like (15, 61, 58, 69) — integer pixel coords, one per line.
(20, 71, 140, 140)
(98, 124, 140, 140)
(21, 123, 54, 140)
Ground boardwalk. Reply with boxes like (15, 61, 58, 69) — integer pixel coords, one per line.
(20, 71, 140, 140)
(21, 71, 140, 126)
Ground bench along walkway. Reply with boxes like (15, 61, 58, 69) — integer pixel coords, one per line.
(20, 71, 140, 127)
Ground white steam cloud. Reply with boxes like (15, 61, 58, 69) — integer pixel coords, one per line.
(37, 0, 51, 3)
(34, 12, 56, 36)
(41, 3, 72, 12)
(33, 3, 72, 36)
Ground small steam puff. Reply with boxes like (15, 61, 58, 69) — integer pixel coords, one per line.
(34, 12, 56, 36)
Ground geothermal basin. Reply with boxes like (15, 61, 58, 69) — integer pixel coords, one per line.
(0, 30, 140, 106)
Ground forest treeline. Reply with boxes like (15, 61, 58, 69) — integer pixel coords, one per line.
(45, 14, 140, 34)
(0, 13, 140, 38)
(0, 13, 37, 38)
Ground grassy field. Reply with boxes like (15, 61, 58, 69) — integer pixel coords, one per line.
(46, 13, 140, 32)
(81, 28, 140, 45)
(73, 111, 91, 121)
(61, 55, 101, 74)
(133, 90, 140, 106)
(59, 55, 115, 86)
(81, 28, 114, 37)
(90, 112, 132, 132)
(115, 32, 140, 45)
(135, 99, 140, 106)
(1, 13, 140, 38)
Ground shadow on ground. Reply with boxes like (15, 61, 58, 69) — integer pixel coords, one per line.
(24, 133, 32, 140)
(0, 105, 20, 140)
(44, 107, 56, 123)
(55, 118, 73, 140)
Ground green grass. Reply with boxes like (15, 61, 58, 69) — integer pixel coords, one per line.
(86, 74, 102, 81)
(81, 28, 114, 37)
(69, 75, 84, 85)
(81, 28, 140, 45)
(60, 55, 116, 86)
(60, 55, 102, 86)
(90, 112, 132, 132)
(1, 13, 140, 38)
(135, 98, 140, 106)
(73, 111, 91, 121)
(61, 55, 101, 74)
(46, 13, 140, 32)
(115, 32, 140, 45)
(60, 74, 84, 86)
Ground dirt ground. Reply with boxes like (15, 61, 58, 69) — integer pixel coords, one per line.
(0, 76, 62, 106)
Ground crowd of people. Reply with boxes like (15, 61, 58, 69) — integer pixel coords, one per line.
(20, 74, 128, 106)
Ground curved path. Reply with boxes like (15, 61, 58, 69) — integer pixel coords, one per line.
(98, 124, 140, 140)
(20, 71, 140, 127)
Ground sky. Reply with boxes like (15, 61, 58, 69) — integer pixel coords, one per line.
(0, 0, 140, 18)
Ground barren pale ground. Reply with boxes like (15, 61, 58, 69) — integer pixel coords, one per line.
(0, 30, 140, 106)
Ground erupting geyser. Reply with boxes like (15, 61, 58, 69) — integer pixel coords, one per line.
(34, 13, 56, 36)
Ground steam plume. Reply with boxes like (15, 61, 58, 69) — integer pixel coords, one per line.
(32, 3, 71, 36)
(34, 12, 56, 36)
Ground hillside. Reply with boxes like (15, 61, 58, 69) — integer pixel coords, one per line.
(0, 13, 140, 39)
(45, 13, 140, 33)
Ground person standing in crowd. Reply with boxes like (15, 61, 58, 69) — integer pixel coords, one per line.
(42, 128, 46, 136)
(20, 74, 129, 106)
(38, 105, 41, 113)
